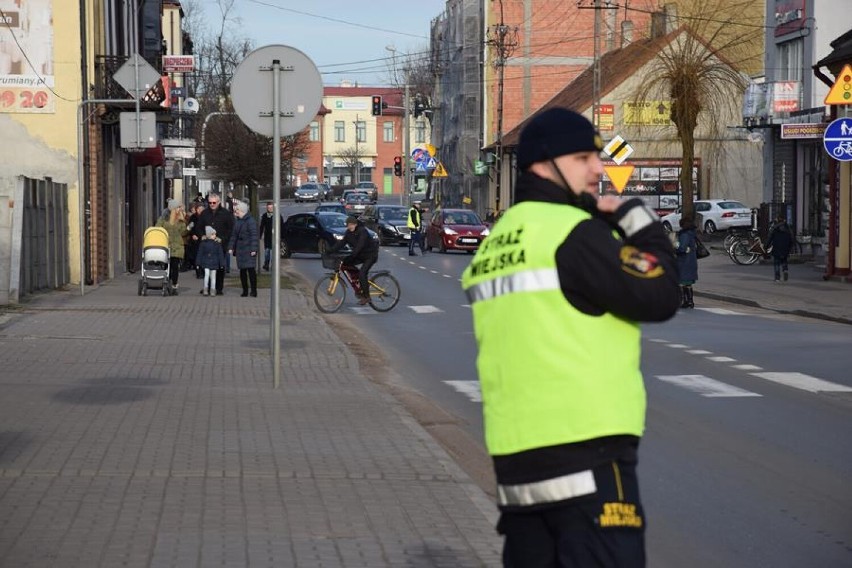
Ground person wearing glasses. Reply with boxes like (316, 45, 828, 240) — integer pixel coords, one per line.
(192, 192, 234, 295)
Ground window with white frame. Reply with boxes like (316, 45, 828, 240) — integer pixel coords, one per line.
(777, 39, 803, 83)
(383, 121, 394, 142)
(356, 120, 366, 143)
(334, 121, 345, 142)
(309, 121, 320, 142)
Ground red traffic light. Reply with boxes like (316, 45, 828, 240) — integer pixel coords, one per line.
(371, 95, 383, 116)
(393, 156, 403, 177)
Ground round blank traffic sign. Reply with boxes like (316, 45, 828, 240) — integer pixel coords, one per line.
(231, 45, 323, 137)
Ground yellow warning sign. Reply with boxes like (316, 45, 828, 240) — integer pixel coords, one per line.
(825, 64, 852, 105)
(433, 162, 448, 178)
(603, 165, 635, 194)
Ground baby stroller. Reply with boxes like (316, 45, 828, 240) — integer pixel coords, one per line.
(138, 226, 176, 296)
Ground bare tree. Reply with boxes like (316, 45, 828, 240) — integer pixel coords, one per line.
(336, 146, 368, 184)
(387, 45, 434, 124)
(630, 0, 759, 222)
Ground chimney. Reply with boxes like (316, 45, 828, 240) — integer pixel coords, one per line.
(650, 12, 666, 38)
(664, 3, 679, 33)
(605, 8, 616, 51)
(621, 20, 634, 47)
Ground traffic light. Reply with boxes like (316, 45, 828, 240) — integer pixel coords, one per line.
(371, 95, 383, 116)
(393, 156, 403, 177)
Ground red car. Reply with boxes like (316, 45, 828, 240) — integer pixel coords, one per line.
(425, 208, 490, 253)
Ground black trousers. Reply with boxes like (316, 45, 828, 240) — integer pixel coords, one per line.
(168, 258, 181, 286)
(498, 459, 646, 568)
(344, 253, 377, 298)
(239, 268, 257, 293)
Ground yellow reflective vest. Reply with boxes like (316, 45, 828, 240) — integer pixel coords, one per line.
(461, 201, 645, 457)
(407, 207, 421, 230)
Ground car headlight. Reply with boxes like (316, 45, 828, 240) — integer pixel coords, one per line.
(443, 228, 458, 235)
(333, 233, 344, 240)
(481, 228, 490, 236)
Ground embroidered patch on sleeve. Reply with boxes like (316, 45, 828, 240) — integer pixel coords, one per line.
(619, 246, 664, 278)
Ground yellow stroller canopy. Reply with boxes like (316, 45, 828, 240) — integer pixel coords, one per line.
(143, 226, 170, 249)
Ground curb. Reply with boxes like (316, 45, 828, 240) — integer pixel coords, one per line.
(694, 290, 852, 326)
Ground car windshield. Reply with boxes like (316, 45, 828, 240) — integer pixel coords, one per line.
(346, 194, 370, 203)
(318, 213, 347, 228)
(378, 208, 408, 222)
(356, 183, 375, 188)
(718, 201, 747, 209)
(444, 212, 481, 225)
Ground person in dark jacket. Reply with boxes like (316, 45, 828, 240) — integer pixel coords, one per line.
(193, 193, 234, 295)
(228, 201, 260, 297)
(258, 201, 284, 271)
(461, 107, 680, 567)
(329, 216, 379, 305)
(676, 216, 698, 308)
(767, 215, 793, 282)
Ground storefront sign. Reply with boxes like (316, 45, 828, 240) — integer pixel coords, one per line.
(781, 123, 826, 139)
(774, 0, 805, 37)
(772, 81, 800, 113)
(0, 1, 54, 114)
(623, 101, 671, 126)
(162, 55, 195, 73)
(595, 104, 614, 131)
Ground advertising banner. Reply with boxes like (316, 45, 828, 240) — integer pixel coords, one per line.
(0, 0, 54, 113)
(623, 101, 671, 126)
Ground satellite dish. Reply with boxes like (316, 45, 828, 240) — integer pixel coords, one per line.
(184, 97, 200, 113)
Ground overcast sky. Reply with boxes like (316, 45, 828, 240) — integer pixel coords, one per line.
(191, 0, 446, 86)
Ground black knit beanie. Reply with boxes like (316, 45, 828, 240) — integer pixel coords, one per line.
(516, 107, 603, 171)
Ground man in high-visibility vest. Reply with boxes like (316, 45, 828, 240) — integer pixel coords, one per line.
(462, 107, 679, 566)
(407, 201, 426, 256)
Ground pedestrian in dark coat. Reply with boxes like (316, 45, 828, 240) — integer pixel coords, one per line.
(193, 193, 234, 295)
(676, 217, 698, 308)
(258, 201, 284, 271)
(228, 201, 259, 297)
(767, 215, 793, 282)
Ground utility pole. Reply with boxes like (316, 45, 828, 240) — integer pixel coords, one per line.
(354, 113, 360, 183)
(403, 81, 411, 207)
(578, 1, 619, 129)
(486, 9, 518, 213)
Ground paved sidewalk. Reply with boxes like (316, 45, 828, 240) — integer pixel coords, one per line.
(696, 241, 852, 324)
(0, 271, 501, 567)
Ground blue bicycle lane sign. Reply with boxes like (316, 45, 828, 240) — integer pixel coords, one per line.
(823, 117, 852, 161)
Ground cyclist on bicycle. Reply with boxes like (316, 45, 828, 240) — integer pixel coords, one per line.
(328, 215, 379, 305)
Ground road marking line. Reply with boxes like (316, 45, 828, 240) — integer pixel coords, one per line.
(419, 266, 427, 270)
(666, 343, 689, 348)
(707, 356, 737, 362)
(350, 307, 375, 315)
(461, 304, 471, 308)
(696, 307, 746, 315)
(442, 274, 452, 278)
(430, 270, 439, 274)
(733, 364, 763, 371)
(687, 350, 713, 355)
(656, 375, 762, 398)
(408, 261, 416, 265)
(648, 338, 669, 343)
(408, 305, 444, 314)
(749, 372, 852, 393)
(444, 380, 482, 402)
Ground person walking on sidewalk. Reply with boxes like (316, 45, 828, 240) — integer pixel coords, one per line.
(461, 107, 679, 567)
(156, 199, 187, 292)
(197, 226, 225, 296)
(407, 201, 426, 256)
(676, 217, 698, 308)
(767, 214, 793, 282)
(228, 201, 260, 297)
(193, 193, 234, 295)
(258, 201, 284, 271)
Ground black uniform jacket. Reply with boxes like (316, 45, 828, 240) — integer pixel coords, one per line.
(492, 172, 680, 496)
(195, 206, 235, 247)
(329, 223, 378, 263)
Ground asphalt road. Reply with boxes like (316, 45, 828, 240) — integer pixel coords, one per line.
(279, 198, 852, 567)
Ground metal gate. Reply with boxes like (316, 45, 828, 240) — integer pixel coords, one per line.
(18, 177, 70, 297)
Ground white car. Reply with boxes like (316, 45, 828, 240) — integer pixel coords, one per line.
(660, 199, 752, 234)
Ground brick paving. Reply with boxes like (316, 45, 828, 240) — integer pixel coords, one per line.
(0, 273, 500, 567)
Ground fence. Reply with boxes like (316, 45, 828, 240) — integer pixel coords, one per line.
(16, 177, 70, 298)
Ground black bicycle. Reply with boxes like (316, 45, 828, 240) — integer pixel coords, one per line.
(314, 254, 401, 313)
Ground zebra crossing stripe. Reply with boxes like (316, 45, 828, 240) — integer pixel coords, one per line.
(749, 372, 852, 393)
(656, 375, 762, 398)
(444, 380, 482, 402)
(408, 305, 444, 314)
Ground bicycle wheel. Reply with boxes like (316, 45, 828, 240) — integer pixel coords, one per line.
(730, 241, 760, 265)
(368, 273, 401, 312)
(314, 274, 346, 313)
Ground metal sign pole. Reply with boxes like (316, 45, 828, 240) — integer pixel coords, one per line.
(271, 59, 282, 389)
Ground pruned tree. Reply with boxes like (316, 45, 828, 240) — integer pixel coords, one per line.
(337, 146, 368, 184)
(629, 0, 760, 223)
(387, 45, 434, 124)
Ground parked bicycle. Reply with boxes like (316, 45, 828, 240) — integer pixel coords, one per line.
(314, 253, 401, 313)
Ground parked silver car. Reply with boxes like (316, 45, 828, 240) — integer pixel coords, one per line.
(294, 183, 322, 203)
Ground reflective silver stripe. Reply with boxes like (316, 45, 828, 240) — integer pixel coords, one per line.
(617, 204, 659, 238)
(497, 469, 597, 507)
(465, 268, 560, 304)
